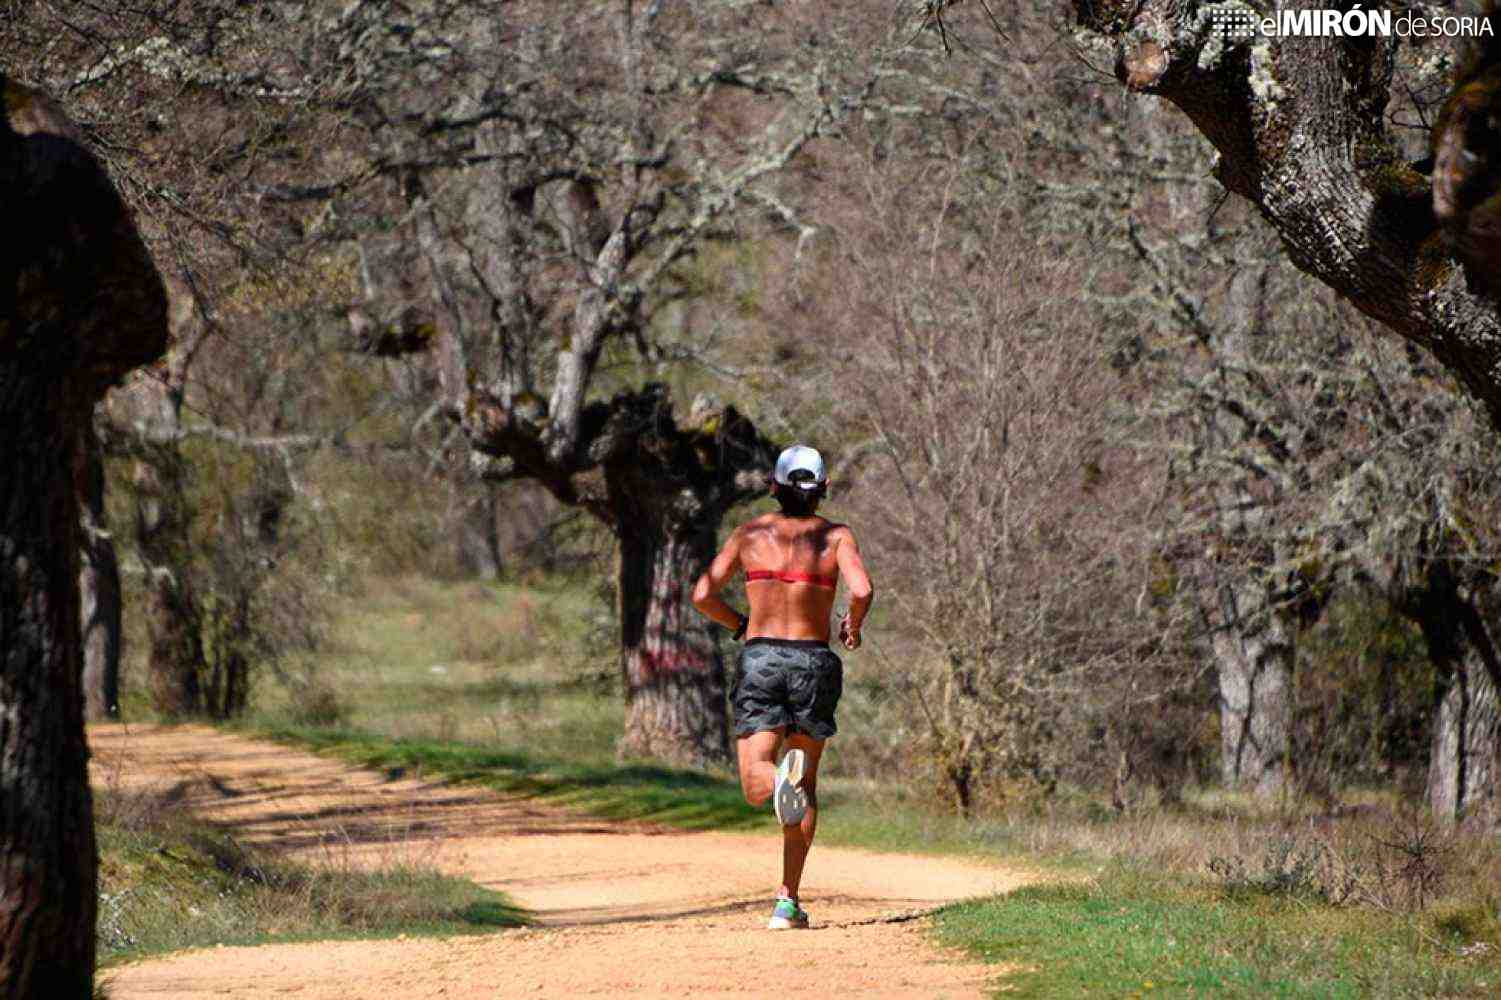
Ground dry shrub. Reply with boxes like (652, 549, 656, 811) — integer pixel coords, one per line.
(1206, 812, 1460, 912)
(95, 783, 192, 838)
(824, 151, 1195, 813)
(285, 679, 348, 728)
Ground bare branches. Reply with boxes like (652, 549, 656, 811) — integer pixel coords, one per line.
(903, 0, 1011, 56)
(1070, 0, 1501, 430)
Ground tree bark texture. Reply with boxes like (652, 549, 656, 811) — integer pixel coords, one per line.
(78, 416, 120, 720)
(1419, 590, 1501, 827)
(1399, 563, 1501, 825)
(617, 517, 729, 767)
(1203, 263, 1293, 795)
(1427, 651, 1500, 826)
(109, 273, 214, 718)
(1071, 2, 1501, 433)
(448, 379, 777, 766)
(201, 592, 251, 720)
(1214, 580, 1293, 796)
(0, 77, 168, 1000)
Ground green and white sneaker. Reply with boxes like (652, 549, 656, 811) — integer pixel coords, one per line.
(767, 896, 809, 930)
(773, 748, 807, 826)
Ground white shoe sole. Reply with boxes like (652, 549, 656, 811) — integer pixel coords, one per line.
(773, 749, 807, 826)
(767, 914, 809, 930)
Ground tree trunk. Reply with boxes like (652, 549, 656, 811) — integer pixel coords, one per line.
(79, 415, 121, 720)
(456, 489, 503, 580)
(132, 444, 205, 717)
(0, 374, 101, 1000)
(1, 76, 168, 999)
(1072, 2, 1501, 434)
(616, 516, 730, 768)
(1203, 264, 1293, 797)
(1427, 607, 1501, 827)
(202, 592, 252, 720)
(110, 275, 211, 719)
(1214, 580, 1293, 796)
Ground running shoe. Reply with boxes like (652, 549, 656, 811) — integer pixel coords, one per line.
(773, 748, 807, 826)
(767, 896, 809, 930)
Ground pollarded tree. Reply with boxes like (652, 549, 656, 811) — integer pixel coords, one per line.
(1046, 0, 1501, 813)
(8, 0, 886, 765)
(346, 3, 882, 765)
(1053, 3, 1501, 503)
(1123, 166, 1501, 818)
(0, 79, 168, 999)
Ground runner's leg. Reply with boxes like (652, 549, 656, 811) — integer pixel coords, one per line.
(779, 732, 824, 901)
(736, 727, 784, 806)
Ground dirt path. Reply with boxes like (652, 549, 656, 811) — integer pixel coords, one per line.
(91, 724, 1033, 999)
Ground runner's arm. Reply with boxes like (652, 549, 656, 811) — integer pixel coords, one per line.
(691, 529, 748, 635)
(835, 527, 873, 649)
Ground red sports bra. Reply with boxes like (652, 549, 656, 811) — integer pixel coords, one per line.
(746, 569, 837, 589)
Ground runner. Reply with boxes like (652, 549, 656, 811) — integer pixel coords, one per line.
(691, 444, 874, 930)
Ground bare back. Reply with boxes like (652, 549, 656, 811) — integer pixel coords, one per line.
(737, 513, 845, 641)
(693, 504, 871, 649)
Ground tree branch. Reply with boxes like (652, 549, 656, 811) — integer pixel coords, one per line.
(1073, 1, 1501, 428)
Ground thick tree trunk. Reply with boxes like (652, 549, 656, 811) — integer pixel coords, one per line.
(456, 489, 503, 580)
(1203, 263, 1293, 796)
(111, 276, 212, 719)
(617, 517, 731, 768)
(1426, 606, 1501, 826)
(0, 375, 100, 1000)
(202, 592, 251, 720)
(434, 379, 774, 767)
(79, 416, 121, 720)
(1214, 581, 1292, 796)
(1401, 566, 1501, 826)
(1, 76, 168, 999)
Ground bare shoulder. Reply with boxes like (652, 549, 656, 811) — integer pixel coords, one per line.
(825, 522, 857, 544)
(739, 512, 780, 535)
(732, 513, 778, 547)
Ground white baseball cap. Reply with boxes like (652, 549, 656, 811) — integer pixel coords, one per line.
(773, 444, 827, 492)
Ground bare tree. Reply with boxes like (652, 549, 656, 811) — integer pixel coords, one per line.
(821, 137, 1192, 810)
(0, 79, 168, 999)
(1063, 1, 1501, 449)
(350, 3, 880, 764)
(6, 0, 886, 764)
(1134, 211, 1501, 815)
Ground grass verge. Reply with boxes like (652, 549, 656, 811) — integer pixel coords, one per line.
(96, 784, 526, 968)
(249, 721, 1062, 852)
(220, 575, 1500, 996)
(249, 723, 766, 831)
(933, 864, 1500, 999)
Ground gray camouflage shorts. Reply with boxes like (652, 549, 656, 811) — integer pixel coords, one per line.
(733, 638, 843, 740)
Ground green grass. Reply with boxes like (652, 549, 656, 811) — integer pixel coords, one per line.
(212, 573, 1501, 996)
(95, 786, 527, 968)
(933, 866, 1499, 998)
(243, 574, 928, 840)
(244, 574, 620, 758)
(252, 724, 767, 831)
(250, 720, 1076, 849)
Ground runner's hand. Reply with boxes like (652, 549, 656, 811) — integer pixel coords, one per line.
(839, 613, 861, 651)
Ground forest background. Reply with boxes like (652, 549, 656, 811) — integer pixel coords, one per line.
(8, 2, 1501, 989)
